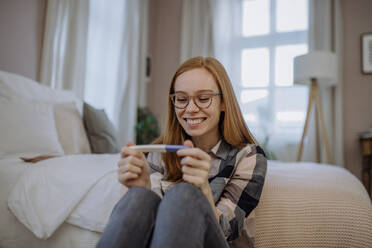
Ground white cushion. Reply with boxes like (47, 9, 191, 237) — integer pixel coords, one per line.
(0, 70, 91, 154)
(54, 102, 91, 154)
(0, 70, 83, 115)
(0, 101, 64, 158)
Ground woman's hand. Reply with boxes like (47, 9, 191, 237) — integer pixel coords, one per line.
(117, 142, 150, 189)
(177, 140, 211, 194)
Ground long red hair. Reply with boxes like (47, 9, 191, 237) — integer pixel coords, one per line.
(153, 56, 257, 181)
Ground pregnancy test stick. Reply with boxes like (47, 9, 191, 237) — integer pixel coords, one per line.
(130, 145, 189, 152)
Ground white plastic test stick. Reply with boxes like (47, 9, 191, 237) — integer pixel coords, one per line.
(130, 145, 189, 153)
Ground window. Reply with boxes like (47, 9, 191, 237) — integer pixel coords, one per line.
(236, 0, 309, 143)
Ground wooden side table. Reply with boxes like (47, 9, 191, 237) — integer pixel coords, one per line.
(360, 133, 372, 198)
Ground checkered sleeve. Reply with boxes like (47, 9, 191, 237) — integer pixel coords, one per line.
(216, 145, 267, 241)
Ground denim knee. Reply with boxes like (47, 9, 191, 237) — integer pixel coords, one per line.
(114, 186, 160, 212)
(162, 182, 207, 208)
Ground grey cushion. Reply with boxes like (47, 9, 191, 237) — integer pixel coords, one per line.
(83, 103, 120, 154)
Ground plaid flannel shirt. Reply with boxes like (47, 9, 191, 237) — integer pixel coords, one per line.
(147, 139, 267, 247)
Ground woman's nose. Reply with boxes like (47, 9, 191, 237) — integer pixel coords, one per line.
(186, 98, 200, 112)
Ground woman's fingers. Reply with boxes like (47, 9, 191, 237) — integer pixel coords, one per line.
(178, 139, 210, 161)
(180, 156, 210, 171)
(121, 143, 146, 160)
(121, 147, 143, 159)
(118, 163, 142, 175)
(177, 147, 211, 162)
(118, 171, 138, 184)
(177, 140, 211, 186)
(117, 155, 145, 168)
(117, 142, 151, 188)
(183, 139, 194, 148)
(182, 165, 208, 178)
(182, 174, 205, 188)
(117, 154, 145, 185)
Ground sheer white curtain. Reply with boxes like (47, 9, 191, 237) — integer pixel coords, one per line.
(40, 0, 89, 98)
(40, 0, 148, 145)
(212, 0, 241, 86)
(180, 0, 215, 63)
(84, 0, 148, 145)
(180, 0, 240, 77)
(306, 0, 343, 165)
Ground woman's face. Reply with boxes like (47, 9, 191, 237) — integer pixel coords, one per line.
(173, 68, 224, 141)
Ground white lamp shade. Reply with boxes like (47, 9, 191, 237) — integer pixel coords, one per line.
(293, 51, 338, 87)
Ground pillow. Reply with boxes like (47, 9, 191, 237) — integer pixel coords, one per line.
(83, 103, 120, 154)
(0, 70, 91, 155)
(54, 102, 91, 154)
(0, 101, 64, 158)
(0, 70, 83, 115)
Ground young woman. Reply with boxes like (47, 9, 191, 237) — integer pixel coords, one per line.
(97, 57, 267, 248)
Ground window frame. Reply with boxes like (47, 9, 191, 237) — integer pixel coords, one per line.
(233, 0, 309, 136)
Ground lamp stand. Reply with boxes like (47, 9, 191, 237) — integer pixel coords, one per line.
(297, 79, 333, 164)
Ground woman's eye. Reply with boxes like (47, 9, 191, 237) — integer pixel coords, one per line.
(198, 95, 211, 102)
(176, 98, 188, 102)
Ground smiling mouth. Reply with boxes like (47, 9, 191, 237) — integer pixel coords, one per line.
(184, 118, 207, 125)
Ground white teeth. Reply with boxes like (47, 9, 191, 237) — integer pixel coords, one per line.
(186, 118, 204, 124)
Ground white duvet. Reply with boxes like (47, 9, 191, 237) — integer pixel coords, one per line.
(7, 154, 124, 240)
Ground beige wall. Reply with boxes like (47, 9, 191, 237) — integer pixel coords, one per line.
(147, 0, 182, 131)
(0, 0, 46, 81)
(342, 0, 372, 180)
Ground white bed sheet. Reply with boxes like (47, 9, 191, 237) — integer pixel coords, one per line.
(0, 156, 120, 248)
(7, 154, 123, 239)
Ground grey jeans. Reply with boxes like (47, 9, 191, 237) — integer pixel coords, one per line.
(96, 182, 229, 248)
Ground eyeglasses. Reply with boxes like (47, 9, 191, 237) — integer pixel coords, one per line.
(169, 92, 222, 109)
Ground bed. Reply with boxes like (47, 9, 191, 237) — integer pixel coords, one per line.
(0, 71, 371, 248)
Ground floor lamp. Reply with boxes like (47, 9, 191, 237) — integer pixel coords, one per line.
(293, 51, 338, 164)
